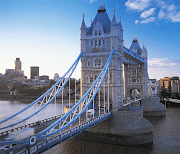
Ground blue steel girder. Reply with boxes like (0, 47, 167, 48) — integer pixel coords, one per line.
(123, 50, 144, 64)
(0, 51, 82, 146)
(36, 49, 114, 140)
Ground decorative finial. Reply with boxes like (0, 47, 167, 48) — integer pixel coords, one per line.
(119, 15, 121, 22)
(127, 45, 128, 48)
(82, 13, 84, 19)
(113, 9, 115, 15)
(134, 35, 136, 38)
(101, 1, 102, 5)
(90, 19, 92, 24)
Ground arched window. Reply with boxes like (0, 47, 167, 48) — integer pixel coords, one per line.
(99, 30, 101, 35)
(95, 58, 101, 67)
(95, 30, 97, 35)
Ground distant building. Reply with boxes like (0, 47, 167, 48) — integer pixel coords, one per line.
(0, 73, 4, 78)
(5, 69, 14, 75)
(35, 75, 49, 80)
(30, 66, 39, 79)
(54, 73, 59, 82)
(22, 79, 50, 87)
(158, 77, 180, 94)
(15, 58, 21, 72)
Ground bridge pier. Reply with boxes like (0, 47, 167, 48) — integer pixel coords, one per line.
(74, 107, 153, 145)
(141, 97, 166, 116)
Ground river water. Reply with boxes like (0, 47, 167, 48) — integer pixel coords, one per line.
(0, 101, 180, 154)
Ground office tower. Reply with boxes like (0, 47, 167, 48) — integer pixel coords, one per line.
(15, 58, 21, 72)
(30, 66, 39, 79)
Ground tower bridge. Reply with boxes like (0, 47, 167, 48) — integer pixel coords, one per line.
(0, 3, 165, 154)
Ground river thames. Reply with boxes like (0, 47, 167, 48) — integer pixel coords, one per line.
(0, 100, 180, 154)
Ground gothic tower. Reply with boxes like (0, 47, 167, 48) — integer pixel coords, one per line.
(123, 36, 148, 98)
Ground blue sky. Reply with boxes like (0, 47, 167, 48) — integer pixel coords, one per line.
(0, 0, 180, 80)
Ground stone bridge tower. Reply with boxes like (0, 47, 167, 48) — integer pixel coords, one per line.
(80, 4, 124, 111)
(77, 3, 154, 145)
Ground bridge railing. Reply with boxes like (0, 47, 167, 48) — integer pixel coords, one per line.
(37, 49, 114, 140)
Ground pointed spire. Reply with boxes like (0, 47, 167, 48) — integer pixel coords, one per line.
(118, 15, 123, 30)
(111, 9, 117, 25)
(80, 13, 87, 29)
(119, 15, 121, 23)
(142, 42, 147, 52)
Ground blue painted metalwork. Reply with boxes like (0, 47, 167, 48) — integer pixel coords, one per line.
(0, 49, 114, 151)
(37, 49, 114, 140)
(0, 51, 82, 131)
(1, 112, 111, 154)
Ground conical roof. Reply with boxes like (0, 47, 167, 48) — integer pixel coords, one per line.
(80, 14, 87, 30)
(87, 4, 111, 35)
(130, 36, 142, 55)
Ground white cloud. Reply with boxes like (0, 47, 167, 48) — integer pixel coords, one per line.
(148, 58, 180, 80)
(140, 17, 156, 23)
(157, 1, 180, 22)
(125, 0, 152, 12)
(86, 0, 97, 3)
(158, 10, 166, 19)
(135, 20, 139, 24)
(170, 11, 180, 22)
(125, 0, 180, 23)
(140, 8, 156, 18)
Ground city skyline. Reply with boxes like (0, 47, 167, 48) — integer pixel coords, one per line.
(0, 0, 180, 80)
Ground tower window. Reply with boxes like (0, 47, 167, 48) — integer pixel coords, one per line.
(95, 58, 101, 67)
(99, 40, 101, 45)
(103, 40, 105, 44)
(95, 30, 97, 35)
(87, 61, 91, 67)
(132, 68, 136, 74)
(95, 75, 97, 80)
(95, 40, 97, 46)
(91, 41, 93, 46)
(132, 76, 136, 82)
(90, 77, 93, 82)
(99, 30, 101, 35)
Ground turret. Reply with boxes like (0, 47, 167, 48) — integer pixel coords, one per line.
(118, 15, 123, 42)
(80, 14, 87, 39)
(110, 9, 119, 50)
(110, 9, 118, 36)
(80, 14, 87, 52)
(141, 42, 147, 58)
